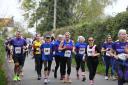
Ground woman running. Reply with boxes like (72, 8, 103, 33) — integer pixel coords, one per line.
(59, 32, 74, 83)
(33, 33, 43, 80)
(101, 35, 116, 80)
(86, 37, 100, 85)
(111, 29, 128, 85)
(74, 36, 87, 81)
(40, 34, 54, 84)
(53, 34, 64, 79)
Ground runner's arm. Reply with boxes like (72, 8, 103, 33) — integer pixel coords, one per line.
(58, 41, 65, 51)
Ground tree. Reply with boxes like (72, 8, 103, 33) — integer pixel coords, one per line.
(22, 0, 117, 34)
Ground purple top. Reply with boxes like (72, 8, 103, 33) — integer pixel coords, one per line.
(10, 37, 27, 55)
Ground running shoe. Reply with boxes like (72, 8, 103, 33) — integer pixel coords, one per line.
(13, 75, 18, 81)
(44, 78, 48, 84)
(17, 76, 21, 81)
(105, 76, 108, 80)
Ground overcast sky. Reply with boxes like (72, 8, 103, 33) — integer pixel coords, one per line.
(0, 0, 128, 21)
(0, 0, 128, 34)
(104, 0, 128, 16)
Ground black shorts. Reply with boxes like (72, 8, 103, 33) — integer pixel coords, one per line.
(13, 54, 24, 67)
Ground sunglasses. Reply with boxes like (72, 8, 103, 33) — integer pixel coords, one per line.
(88, 40, 94, 41)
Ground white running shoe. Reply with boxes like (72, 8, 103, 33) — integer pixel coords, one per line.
(44, 78, 48, 84)
(112, 76, 116, 80)
(105, 76, 108, 80)
(47, 79, 50, 83)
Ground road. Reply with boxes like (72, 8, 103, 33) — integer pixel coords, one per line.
(6, 54, 127, 85)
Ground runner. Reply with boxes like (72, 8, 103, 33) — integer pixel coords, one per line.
(101, 35, 116, 80)
(74, 36, 87, 81)
(4, 37, 13, 63)
(40, 34, 54, 84)
(86, 37, 100, 85)
(111, 29, 128, 85)
(10, 31, 27, 81)
(32, 34, 39, 71)
(53, 34, 64, 79)
(33, 33, 43, 80)
(59, 32, 74, 83)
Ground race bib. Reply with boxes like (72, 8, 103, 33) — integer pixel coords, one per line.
(64, 50, 71, 57)
(117, 53, 127, 61)
(88, 51, 93, 56)
(36, 48, 41, 53)
(106, 51, 111, 56)
(44, 48, 50, 55)
(79, 48, 85, 54)
(15, 47, 21, 54)
(36, 48, 40, 51)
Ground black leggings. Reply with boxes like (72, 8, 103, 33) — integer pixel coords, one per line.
(44, 61, 52, 71)
(34, 54, 42, 76)
(75, 57, 85, 72)
(61, 57, 71, 76)
(87, 57, 99, 80)
(54, 56, 61, 74)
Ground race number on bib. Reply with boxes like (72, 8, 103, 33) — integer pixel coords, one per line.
(36, 48, 40, 51)
(79, 48, 85, 54)
(44, 48, 50, 55)
(15, 47, 21, 54)
(88, 51, 93, 56)
(64, 50, 71, 57)
(106, 51, 111, 56)
(36, 48, 41, 53)
(117, 53, 127, 61)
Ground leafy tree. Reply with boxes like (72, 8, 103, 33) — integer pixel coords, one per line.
(22, 0, 117, 34)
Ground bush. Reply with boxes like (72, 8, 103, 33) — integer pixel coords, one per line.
(0, 38, 7, 85)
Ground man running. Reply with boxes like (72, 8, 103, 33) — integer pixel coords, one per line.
(10, 31, 27, 81)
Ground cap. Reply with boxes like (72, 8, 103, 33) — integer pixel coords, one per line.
(58, 34, 63, 38)
(44, 34, 51, 38)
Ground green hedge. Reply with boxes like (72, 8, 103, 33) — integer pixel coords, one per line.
(53, 11, 128, 44)
(0, 38, 7, 85)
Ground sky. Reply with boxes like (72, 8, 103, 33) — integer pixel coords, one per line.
(104, 0, 128, 16)
(0, 0, 24, 22)
(0, 0, 128, 34)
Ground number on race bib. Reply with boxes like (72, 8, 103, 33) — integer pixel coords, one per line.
(44, 48, 50, 55)
(88, 51, 93, 56)
(64, 50, 71, 57)
(79, 48, 85, 54)
(106, 51, 111, 56)
(15, 47, 21, 54)
(117, 53, 127, 61)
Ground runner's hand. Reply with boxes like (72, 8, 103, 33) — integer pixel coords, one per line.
(82, 54, 86, 61)
(114, 55, 118, 59)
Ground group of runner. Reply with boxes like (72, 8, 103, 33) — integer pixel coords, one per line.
(4, 29, 128, 85)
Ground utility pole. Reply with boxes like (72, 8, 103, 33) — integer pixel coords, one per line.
(35, 12, 37, 33)
(33, 9, 37, 33)
(53, 0, 57, 31)
(126, 6, 128, 11)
